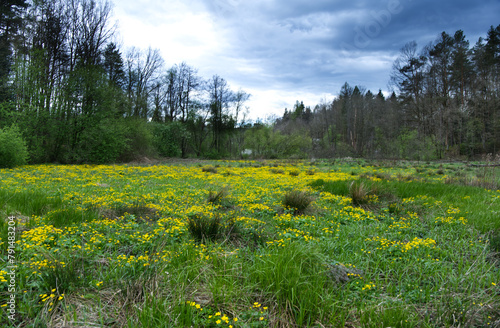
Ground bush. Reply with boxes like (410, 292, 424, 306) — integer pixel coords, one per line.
(0, 124, 29, 168)
(76, 118, 130, 164)
(121, 118, 154, 161)
(152, 121, 188, 158)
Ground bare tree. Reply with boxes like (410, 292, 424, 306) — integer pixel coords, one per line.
(125, 47, 163, 118)
(68, 0, 115, 68)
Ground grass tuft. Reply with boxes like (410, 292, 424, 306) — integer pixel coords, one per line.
(186, 213, 221, 242)
(282, 190, 313, 214)
(186, 213, 238, 243)
(207, 187, 228, 205)
(201, 166, 217, 174)
(349, 181, 370, 206)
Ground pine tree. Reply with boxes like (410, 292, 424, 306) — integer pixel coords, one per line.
(0, 0, 28, 101)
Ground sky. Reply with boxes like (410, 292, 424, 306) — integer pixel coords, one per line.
(110, 0, 500, 121)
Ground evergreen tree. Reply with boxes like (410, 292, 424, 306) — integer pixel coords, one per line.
(103, 42, 125, 87)
(0, 0, 28, 101)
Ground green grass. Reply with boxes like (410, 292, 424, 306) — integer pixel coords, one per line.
(0, 189, 63, 218)
(0, 160, 499, 327)
(310, 175, 500, 231)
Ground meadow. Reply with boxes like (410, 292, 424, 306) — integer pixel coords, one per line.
(0, 159, 499, 327)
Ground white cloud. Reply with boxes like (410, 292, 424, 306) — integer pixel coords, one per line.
(113, 0, 229, 65)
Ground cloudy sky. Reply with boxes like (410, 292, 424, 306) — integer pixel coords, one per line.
(111, 0, 500, 120)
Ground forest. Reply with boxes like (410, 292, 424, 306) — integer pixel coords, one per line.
(0, 0, 499, 166)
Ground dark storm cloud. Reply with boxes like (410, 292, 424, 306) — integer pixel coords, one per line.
(201, 0, 499, 99)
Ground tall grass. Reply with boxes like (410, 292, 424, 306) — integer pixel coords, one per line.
(246, 243, 330, 326)
(0, 189, 63, 217)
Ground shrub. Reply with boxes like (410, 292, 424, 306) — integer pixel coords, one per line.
(121, 118, 155, 161)
(282, 190, 313, 214)
(75, 118, 130, 164)
(152, 121, 187, 158)
(0, 124, 29, 168)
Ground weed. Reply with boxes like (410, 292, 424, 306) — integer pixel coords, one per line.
(247, 243, 328, 326)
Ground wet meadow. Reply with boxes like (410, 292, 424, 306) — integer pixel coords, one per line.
(0, 159, 499, 327)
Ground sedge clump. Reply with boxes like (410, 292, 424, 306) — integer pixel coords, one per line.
(282, 190, 313, 214)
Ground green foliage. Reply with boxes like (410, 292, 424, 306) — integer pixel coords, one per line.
(359, 305, 423, 327)
(247, 243, 328, 326)
(397, 129, 437, 161)
(206, 187, 228, 205)
(310, 178, 350, 195)
(201, 165, 217, 173)
(121, 118, 154, 161)
(244, 125, 310, 159)
(0, 189, 63, 220)
(45, 207, 99, 228)
(39, 251, 91, 294)
(76, 118, 130, 164)
(349, 181, 370, 205)
(0, 124, 29, 168)
(0, 102, 17, 128)
(186, 212, 238, 243)
(152, 121, 188, 158)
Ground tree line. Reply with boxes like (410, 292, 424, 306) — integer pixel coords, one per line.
(0, 0, 499, 165)
(0, 0, 250, 164)
(271, 26, 500, 160)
